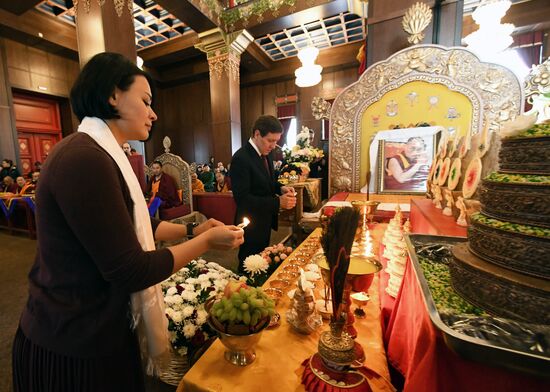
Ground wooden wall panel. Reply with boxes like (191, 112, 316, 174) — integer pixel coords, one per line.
(3, 38, 78, 97)
(240, 66, 357, 148)
(146, 78, 212, 165)
(147, 65, 358, 165)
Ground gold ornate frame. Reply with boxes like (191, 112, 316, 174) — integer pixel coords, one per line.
(328, 44, 524, 195)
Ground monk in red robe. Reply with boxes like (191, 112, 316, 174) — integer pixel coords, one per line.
(384, 137, 430, 192)
(146, 160, 181, 209)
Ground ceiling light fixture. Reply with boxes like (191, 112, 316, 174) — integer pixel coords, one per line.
(464, 0, 514, 56)
(295, 47, 323, 88)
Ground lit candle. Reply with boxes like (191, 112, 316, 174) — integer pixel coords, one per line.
(237, 217, 250, 229)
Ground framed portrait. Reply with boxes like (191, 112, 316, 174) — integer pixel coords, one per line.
(377, 134, 436, 194)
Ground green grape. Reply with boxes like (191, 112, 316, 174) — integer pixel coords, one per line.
(260, 308, 268, 318)
(250, 299, 264, 308)
(228, 308, 237, 321)
(215, 308, 223, 318)
(239, 289, 248, 301)
(219, 311, 229, 322)
(242, 309, 251, 325)
(236, 309, 243, 322)
(250, 312, 259, 327)
(223, 300, 234, 312)
(267, 308, 275, 317)
(240, 303, 249, 311)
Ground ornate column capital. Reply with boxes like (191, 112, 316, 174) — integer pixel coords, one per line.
(195, 28, 253, 83)
(195, 28, 253, 59)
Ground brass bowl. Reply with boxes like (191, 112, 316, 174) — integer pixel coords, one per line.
(263, 287, 283, 304)
(278, 271, 299, 280)
(269, 279, 290, 290)
(283, 264, 301, 274)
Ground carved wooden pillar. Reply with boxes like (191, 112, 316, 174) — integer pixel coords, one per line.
(195, 28, 253, 165)
(367, 0, 463, 67)
(74, 0, 137, 67)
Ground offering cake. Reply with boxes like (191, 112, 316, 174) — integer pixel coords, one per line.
(451, 120, 550, 324)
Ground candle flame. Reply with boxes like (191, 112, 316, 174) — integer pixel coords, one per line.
(238, 217, 250, 228)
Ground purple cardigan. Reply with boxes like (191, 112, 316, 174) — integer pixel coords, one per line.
(20, 133, 174, 358)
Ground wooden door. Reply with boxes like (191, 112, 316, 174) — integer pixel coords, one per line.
(13, 93, 62, 175)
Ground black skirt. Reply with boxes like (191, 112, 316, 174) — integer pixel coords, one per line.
(12, 327, 146, 392)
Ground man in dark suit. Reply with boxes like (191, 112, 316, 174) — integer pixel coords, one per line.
(231, 115, 296, 272)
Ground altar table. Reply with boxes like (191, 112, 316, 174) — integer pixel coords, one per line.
(382, 197, 549, 391)
(178, 228, 392, 392)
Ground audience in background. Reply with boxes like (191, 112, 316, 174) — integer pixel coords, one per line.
(1, 175, 17, 194)
(16, 176, 35, 195)
(191, 173, 205, 193)
(1, 159, 20, 181)
(215, 171, 231, 192)
(122, 142, 132, 156)
(34, 161, 42, 172)
(146, 160, 181, 209)
(199, 165, 215, 192)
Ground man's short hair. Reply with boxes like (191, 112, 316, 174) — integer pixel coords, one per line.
(152, 160, 163, 167)
(70, 52, 155, 122)
(252, 115, 283, 137)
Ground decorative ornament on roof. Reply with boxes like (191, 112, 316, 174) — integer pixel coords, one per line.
(401, 2, 432, 45)
(311, 97, 332, 120)
(73, 0, 132, 17)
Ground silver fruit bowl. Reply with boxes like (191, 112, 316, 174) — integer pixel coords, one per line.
(208, 317, 269, 366)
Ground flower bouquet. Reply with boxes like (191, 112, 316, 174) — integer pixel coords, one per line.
(283, 126, 324, 166)
(242, 243, 293, 286)
(161, 259, 244, 359)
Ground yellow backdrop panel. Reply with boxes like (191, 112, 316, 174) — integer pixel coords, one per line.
(359, 81, 473, 188)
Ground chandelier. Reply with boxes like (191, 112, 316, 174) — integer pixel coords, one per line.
(295, 47, 323, 88)
(73, 0, 133, 17)
(464, 0, 514, 55)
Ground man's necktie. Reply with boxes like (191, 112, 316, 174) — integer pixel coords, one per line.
(262, 155, 270, 175)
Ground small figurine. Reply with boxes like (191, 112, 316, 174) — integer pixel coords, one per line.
(286, 270, 322, 334)
(456, 196, 468, 226)
(443, 188, 454, 216)
(434, 185, 443, 209)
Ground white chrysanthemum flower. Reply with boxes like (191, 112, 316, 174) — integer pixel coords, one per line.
(243, 254, 269, 277)
(171, 311, 183, 323)
(172, 295, 183, 305)
(196, 309, 208, 326)
(182, 305, 195, 318)
(183, 323, 197, 339)
(166, 287, 178, 296)
(186, 277, 197, 285)
(169, 330, 178, 343)
(181, 290, 198, 302)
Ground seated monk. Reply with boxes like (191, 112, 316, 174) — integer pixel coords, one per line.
(215, 171, 231, 192)
(16, 176, 35, 195)
(146, 160, 182, 209)
(1, 176, 17, 194)
(384, 137, 430, 192)
(199, 165, 215, 192)
(191, 173, 205, 193)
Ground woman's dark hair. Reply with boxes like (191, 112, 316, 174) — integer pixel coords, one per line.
(3, 159, 12, 166)
(252, 115, 283, 137)
(70, 52, 155, 121)
(152, 160, 163, 167)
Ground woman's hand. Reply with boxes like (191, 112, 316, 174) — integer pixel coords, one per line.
(205, 226, 244, 250)
(193, 218, 224, 236)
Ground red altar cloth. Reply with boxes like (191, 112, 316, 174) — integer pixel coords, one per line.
(409, 199, 466, 237)
(384, 199, 549, 391)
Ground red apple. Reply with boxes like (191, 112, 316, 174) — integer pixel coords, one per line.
(223, 279, 248, 298)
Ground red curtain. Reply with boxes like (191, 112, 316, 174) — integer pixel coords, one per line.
(511, 31, 543, 67)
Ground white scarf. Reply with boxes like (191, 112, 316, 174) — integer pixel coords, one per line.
(78, 117, 170, 375)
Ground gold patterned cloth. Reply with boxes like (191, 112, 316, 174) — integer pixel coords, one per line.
(294, 178, 321, 210)
(178, 228, 392, 392)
